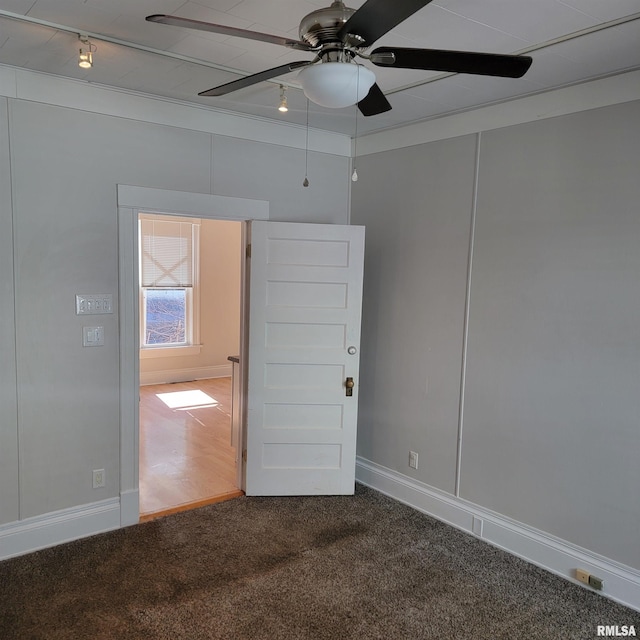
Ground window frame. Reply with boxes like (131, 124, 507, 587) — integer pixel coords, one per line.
(138, 213, 201, 359)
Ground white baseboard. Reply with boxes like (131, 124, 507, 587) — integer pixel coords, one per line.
(0, 498, 121, 561)
(356, 456, 640, 613)
(139, 364, 232, 386)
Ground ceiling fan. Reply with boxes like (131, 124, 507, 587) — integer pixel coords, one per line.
(146, 0, 533, 117)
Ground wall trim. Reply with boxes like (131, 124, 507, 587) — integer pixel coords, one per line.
(0, 498, 121, 561)
(117, 185, 269, 220)
(119, 187, 255, 524)
(120, 490, 139, 528)
(3, 64, 637, 162)
(140, 364, 232, 386)
(0, 64, 350, 157)
(356, 456, 640, 613)
(357, 70, 640, 157)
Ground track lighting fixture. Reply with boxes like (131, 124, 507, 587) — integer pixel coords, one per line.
(278, 85, 288, 113)
(78, 36, 96, 69)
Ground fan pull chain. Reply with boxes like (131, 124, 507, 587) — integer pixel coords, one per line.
(303, 98, 310, 187)
(352, 66, 359, 182)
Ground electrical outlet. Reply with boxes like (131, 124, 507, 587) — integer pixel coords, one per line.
(576, 568, 605, 590)
(576, 568, 590, 585)
(93, 469, 105, 489)
(409, 451, 419, 469)
(83, 326, 105, 347)
(588, 574, 604, 590)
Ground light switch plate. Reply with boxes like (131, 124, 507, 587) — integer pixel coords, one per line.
(76, 294, 113, 315)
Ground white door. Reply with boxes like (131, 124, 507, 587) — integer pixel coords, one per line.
(245, 220, 365, 496)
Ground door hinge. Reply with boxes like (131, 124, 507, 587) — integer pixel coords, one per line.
(242, 449, 247, 462)
(246, 243, 251, 258)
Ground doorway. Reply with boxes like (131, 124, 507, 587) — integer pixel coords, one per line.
(138, 214, 244, 520)
(117, 184, 269, 528)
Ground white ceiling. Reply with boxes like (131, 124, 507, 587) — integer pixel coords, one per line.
(1, 0, 639, 135)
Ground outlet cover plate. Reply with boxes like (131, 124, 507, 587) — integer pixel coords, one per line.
(92, 469, 105, 489)
(83, 326, 104, 347)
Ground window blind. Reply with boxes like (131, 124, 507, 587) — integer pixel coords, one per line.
(140, 218, 194, 287)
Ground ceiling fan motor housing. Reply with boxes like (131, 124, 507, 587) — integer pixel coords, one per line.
(299, 0, 357, 48)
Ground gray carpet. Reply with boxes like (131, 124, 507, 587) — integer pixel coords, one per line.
(1, 485, 638, 639)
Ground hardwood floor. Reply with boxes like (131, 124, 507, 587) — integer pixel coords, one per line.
(139, 377, 242, 521)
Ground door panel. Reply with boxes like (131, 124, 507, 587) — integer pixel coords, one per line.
(246, 221, 365, 496)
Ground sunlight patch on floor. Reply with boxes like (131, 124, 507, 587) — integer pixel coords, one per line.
(156, 389, 219, 410)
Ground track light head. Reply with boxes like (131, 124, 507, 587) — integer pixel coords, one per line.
(278, 85, 288, 113)
(78, 36, 95, 69)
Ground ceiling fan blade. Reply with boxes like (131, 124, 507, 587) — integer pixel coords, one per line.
(337, 0, 434, 47)
(146, 14, 315, 52)
(198, 61, 313, 97)
(371, 47, 533, 78)
(358, 83, 392, 117)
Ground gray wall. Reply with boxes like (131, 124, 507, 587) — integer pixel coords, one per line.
(1, 98, 349, 523)
(353, 134, 477, 493)
(352, 100, 640, 570)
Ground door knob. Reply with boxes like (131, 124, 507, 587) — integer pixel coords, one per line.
(345, 377, 355, 397)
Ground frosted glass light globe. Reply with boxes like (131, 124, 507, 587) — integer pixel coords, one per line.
(298, 62, 375, 109)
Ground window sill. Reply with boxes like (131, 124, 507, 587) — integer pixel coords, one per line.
(140, 345, 202, 359)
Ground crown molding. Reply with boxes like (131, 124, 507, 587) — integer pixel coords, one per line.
(356, 70, 640, 156)
(0, 64, 350, 157)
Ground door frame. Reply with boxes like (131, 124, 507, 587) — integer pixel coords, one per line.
(117, 185, 269, 526)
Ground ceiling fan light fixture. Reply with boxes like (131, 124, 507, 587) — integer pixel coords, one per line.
(298, 62, 375, 109)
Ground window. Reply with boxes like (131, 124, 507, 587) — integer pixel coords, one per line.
(139, 214, 201, 357)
